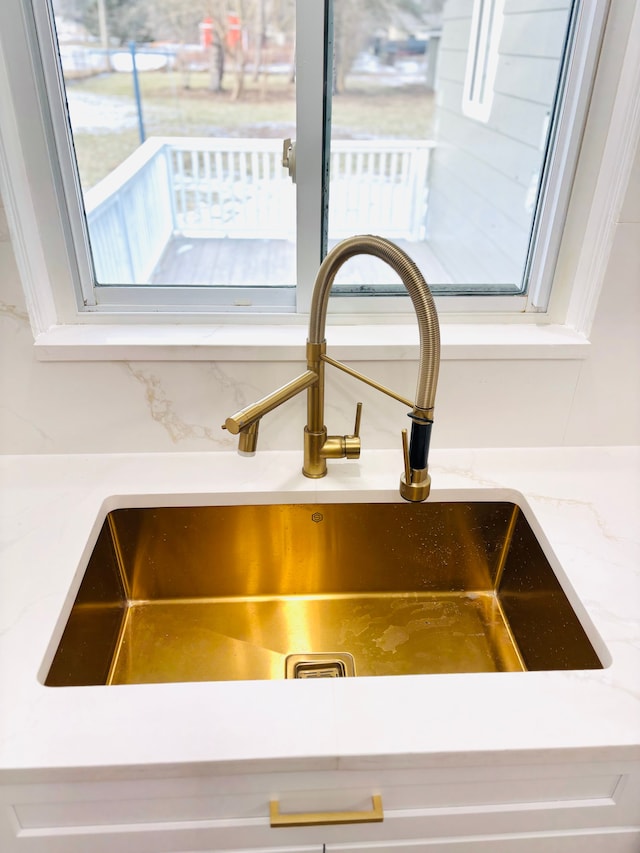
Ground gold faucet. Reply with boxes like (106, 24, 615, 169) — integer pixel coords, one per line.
(222, 235, 440, 501)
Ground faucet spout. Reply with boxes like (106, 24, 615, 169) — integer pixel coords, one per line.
(223, 369, 318, 454)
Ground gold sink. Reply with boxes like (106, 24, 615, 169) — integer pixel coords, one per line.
(45, 501, 603, 686)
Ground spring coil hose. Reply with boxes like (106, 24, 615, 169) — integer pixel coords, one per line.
(308, 235, 440, 414)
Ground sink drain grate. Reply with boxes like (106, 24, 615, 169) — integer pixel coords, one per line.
(285, 653, 356, 679)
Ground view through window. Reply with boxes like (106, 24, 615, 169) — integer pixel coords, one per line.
(49, 0, 575, 301)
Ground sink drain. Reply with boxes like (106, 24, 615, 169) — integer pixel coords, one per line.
(285, 653, 356, 679)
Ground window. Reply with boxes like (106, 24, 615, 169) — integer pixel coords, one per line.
(0, 0, 609, 327)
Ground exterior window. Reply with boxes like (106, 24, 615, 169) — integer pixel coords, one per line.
(0, 1, 606, 321)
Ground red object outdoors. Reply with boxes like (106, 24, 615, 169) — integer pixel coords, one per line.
(199, 17, 213, 48)
(226, 14, 241, 49)
(200, 15, 242, 50)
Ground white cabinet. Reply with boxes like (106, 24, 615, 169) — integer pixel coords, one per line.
(328, 832, 640, 853)
(1, 760, 639, 852)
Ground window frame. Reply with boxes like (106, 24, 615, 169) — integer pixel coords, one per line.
(31, 0, 331, 318)
(0, 0, 635, 357)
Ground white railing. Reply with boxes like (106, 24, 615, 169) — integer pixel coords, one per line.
(329, 140, 432, 240)
(85, 138, 173, 284)
(167, 138, 295, 239)
(85, 136, 434, 284)
(168, 137, 433, 241)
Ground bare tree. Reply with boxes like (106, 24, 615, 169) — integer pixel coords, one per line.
(78, 0, 153, 45)
(145, 0, 226, 90)
(252, 0, 265, 83)
(230, 0, 295, 98)
(270, 0, 295, 83)
(96, 0, 110, 71)
(86, 0, 296, 100)
(332, 0, 443, 94)
(229, 0, 247, 100)
(332, 0, 364, 95)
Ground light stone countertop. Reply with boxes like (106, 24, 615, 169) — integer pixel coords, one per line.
(0, 447, 638, 782)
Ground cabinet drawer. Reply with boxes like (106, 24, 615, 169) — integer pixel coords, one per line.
(328, 827, 640, 853)
(2, 764, 638, 853)
(7, 771, 620, 831)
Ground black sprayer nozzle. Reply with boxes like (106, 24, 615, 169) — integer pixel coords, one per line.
(408, 416, 433, 471)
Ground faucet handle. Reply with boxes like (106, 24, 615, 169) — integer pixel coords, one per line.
(342, 402, 362, 459)
(401, 428, 411, 484)
(321, 402, 362, 461)
(353, 402, 363, 438)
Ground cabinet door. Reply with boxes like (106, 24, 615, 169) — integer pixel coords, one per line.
(327, 827, 640, 853)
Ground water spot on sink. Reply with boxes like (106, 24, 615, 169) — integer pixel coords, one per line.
(374, 625, 410, 653)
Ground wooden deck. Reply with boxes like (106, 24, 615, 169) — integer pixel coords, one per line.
(86, 137, 443, 286)
(151, 236, 452, 287)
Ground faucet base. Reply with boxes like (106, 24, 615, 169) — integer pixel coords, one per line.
(399, 469, 431, 502)
(303, 427, 328, 478)
(302, 468, 327, 479)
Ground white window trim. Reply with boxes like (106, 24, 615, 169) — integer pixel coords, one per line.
(0, 1, 638, 362)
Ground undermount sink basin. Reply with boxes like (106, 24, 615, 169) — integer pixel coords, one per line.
(45, 499, 603, 686)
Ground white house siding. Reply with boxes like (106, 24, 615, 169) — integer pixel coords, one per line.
(426, 0, 572, 287)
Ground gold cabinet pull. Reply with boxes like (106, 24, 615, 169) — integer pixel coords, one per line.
(270, 795, 383, 828)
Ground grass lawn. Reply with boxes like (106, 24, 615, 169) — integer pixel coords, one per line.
(68, 70, 435, 189)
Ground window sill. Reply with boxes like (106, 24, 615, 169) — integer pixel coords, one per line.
(33, 322, 590, 362)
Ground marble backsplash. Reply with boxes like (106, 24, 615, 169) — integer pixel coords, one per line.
(1, 187, 639, 455)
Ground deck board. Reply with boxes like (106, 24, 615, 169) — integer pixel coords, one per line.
(151, 236, 452, 287)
